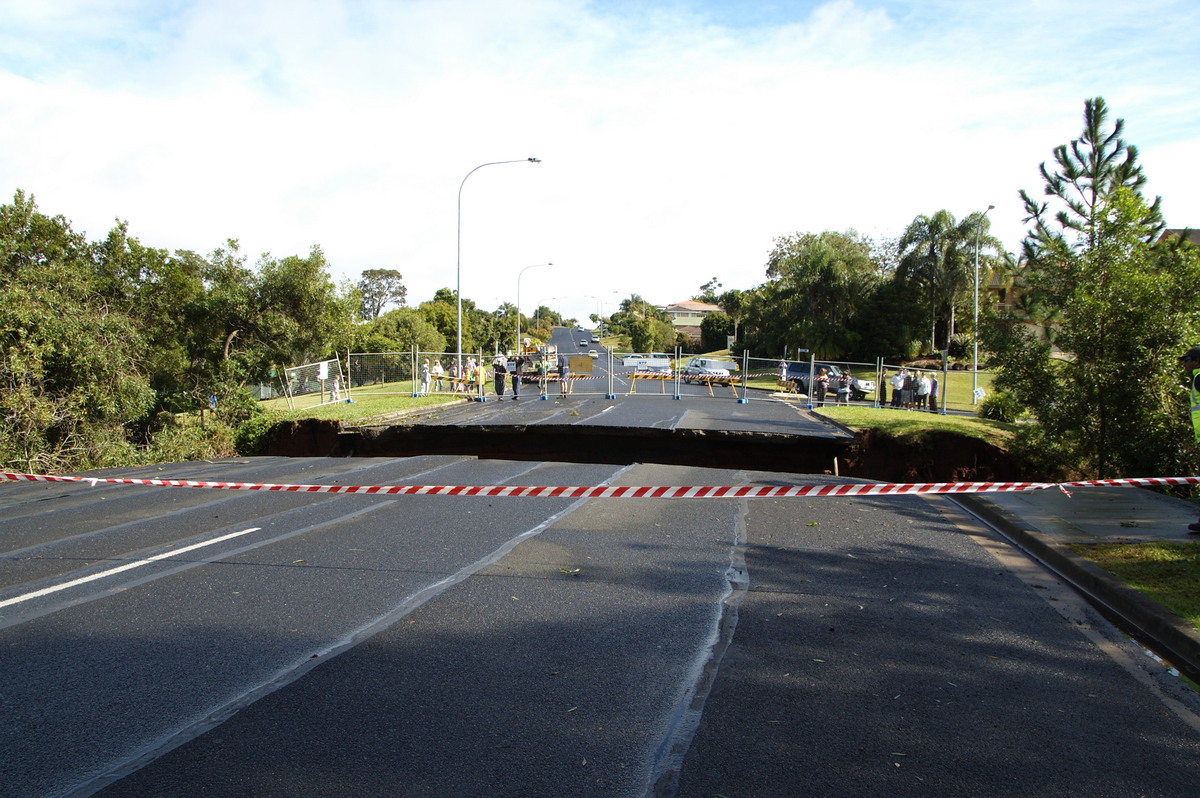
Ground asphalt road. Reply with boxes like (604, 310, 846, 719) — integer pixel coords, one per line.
(3, 365, 1200, 796)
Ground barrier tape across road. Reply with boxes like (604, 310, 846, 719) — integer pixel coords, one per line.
(3, 472, 1198, 498)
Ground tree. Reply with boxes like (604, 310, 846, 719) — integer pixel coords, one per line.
(717, 288, 745, 341)
(1020, 96, 1163, 263)
(363, 307, 447, 354)
(357, 268, 407, 320)
(989, 97, 1200, 479)
(897, 211, 1000, 352)
(533, 305, 563, 334)
(694, 277, 721, 304)
(757, 230, 880, 359)
(700, 311, 734, 352)
(0, 191, 154, 471)
(257, 246, 357, 368)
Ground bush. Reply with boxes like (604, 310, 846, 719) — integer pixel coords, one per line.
(979, 391, 1022, 423)
(948, 332, 972, 360)
(141, 423, 236, 464)
(235, 413, 286, 456)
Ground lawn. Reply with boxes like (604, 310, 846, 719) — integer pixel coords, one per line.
(1067, 541, 1200, 628)
(816, 405, 1017, 449)
(261, 383, 465, 423)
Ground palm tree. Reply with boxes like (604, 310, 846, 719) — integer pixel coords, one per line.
(898, 210, 1000, 352)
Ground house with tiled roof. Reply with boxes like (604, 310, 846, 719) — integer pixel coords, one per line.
(663, 300, 723, 339)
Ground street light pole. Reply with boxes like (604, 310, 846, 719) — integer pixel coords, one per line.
(517, 263, 553, 355)
(972, 204, 995, 405)
(456, 157, 541, 367)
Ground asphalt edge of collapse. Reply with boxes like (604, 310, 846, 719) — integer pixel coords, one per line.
(261, 418, 1027, 484)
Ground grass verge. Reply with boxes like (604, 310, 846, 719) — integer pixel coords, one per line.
(274, 393, 463, 423)
(1067, 541, 1200, 628)
(816, 405, 1017, 449)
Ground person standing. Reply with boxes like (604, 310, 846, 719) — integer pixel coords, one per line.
(1180, 347, 1200, 534)
(814, 367, 829, 407)
(890, 368, 905, 408)
(537, 357, 549, 396)
(510, 355, 525, 400)
(879, 367, 889, 406)
(928, 372, 940, 413)
(419, 360, 431, 396)
(475, 360, 488, 398)
(557, 353, 570, 396)
(917, 371, 931, 409)
(431, 359, 444, 392)
(465, 357, 477, 393)
(835, 370, 851, 405)
(903, 369, 918, 408)
(492, 355, 507, 397)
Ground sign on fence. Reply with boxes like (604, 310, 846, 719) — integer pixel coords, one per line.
(281, 356, 346, 410)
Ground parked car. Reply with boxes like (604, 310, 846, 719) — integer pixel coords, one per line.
(622, 354, 672, 372)
(784, 362, 875, 401)
(682, 357, 737, 384)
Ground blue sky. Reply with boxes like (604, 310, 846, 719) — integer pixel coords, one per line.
(2, 0, 1198, 325)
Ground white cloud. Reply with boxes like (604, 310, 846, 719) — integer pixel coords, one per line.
(1, 0, 1198, 327)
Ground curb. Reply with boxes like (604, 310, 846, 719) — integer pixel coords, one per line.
(953, 494, 1200, 684)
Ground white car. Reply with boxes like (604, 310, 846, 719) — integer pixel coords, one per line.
(588, 349, 598, 359)
(681, 357, 734, 384)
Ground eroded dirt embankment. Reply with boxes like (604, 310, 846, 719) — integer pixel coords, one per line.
(263, 420, 1027, 483)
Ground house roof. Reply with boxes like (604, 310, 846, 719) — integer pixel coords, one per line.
(665, 300, 723, 313)
(1159, 229, 1200, 246)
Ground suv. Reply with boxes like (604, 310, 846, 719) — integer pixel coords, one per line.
(784, 362, 875, 401)
(682, 357, 737, 384)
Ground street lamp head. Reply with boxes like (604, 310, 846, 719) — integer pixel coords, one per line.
(986, 204, 995, 212)
(528, 157, 541, 163)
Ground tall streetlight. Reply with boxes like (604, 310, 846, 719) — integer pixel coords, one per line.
(456, 157, 541, 365)
(972, 204, 995, 405)
(516, 263, 553, 354)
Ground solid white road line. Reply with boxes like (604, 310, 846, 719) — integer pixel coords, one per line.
(0, 527, 260, 609)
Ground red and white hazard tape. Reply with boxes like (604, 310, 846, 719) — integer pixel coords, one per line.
(3, 472, 1198, 497)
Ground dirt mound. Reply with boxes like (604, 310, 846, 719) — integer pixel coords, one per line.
(842, 428, 1025, 483)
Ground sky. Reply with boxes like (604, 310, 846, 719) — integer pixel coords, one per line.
(2, 0, 1199, 326)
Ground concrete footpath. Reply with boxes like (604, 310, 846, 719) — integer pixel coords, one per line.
(956, 485, 1200, 682)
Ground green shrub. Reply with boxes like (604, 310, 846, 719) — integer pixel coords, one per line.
(948, 332, 972, 360)
(234, 413, 285, 456)
(141, 423, 236, 464)
(978, 391, 1022, 423)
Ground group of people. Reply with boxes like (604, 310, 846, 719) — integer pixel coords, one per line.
(883, 367, 939, 412)
(417, 354, 572, 399)
(810, 367, 852, 407)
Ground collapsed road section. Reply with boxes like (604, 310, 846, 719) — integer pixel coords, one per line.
(262, 420, 1026, 483)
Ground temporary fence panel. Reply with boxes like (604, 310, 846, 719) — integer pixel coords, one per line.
(281, 356, 347, 410)
(334, 347, 995, 414)
(347, 352, 416, 394)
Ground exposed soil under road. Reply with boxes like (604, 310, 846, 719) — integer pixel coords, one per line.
(262, 420, 1030, 483)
